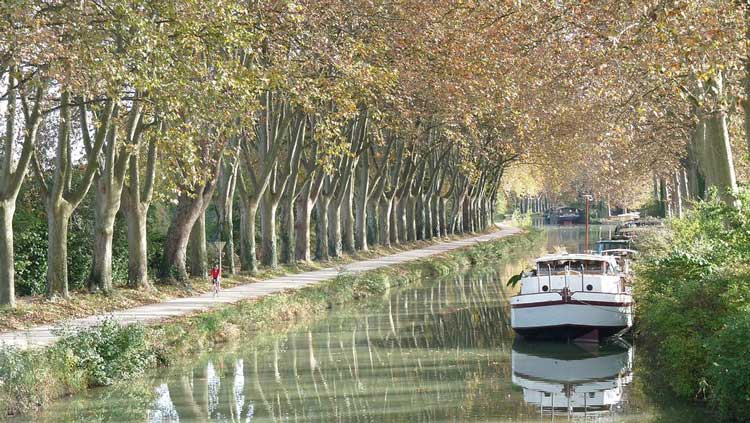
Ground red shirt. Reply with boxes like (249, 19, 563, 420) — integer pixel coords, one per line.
(211, 268, 221, 279)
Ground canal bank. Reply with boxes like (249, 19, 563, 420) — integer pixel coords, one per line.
(632, 195, 750, 421)
(19, 225, 713, 422)
(0, 226, 541, 417)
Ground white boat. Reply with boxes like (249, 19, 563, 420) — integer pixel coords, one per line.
(510, 253, 633, 341)
(511, 340, 634, 418)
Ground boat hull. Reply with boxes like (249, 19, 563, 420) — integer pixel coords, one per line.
(511, 293, 633, 341)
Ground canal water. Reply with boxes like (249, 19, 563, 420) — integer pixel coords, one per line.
(29, 226, 708, 422)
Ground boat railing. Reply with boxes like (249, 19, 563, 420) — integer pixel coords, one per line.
(580, 263, 585, 291)
(547, 264, 552, 291)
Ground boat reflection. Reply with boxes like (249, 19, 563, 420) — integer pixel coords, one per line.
(512, 340, 634, 419)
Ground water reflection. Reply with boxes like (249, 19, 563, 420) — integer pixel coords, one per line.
(512, 340, 634, 419)
(28, 227, 702, 422)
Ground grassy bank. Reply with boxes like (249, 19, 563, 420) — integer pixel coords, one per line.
(0, 229, 541, 418)
(0, 232, 491, 332)
(634, 193, 750, 421)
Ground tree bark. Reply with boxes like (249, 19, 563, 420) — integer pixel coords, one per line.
(438, 197, 448, 237)
(294, 193, 313, 262)
(122, 199, 149, 289)
(342, 179, 356, 253)
(315, 195, 330, 261)
(395, 197, 407, 243)
(88, 191, 118, 292)
(366, 199, 378, 246)
(47, 201, 72, 298)
(704, 109, 738, 206)
(389, 197, 399, 245)
(279, 195, 295, 264)
(260, 195, 278, 268)
(239, 197, 259, 273)
(188, 210, 207, 278)
(327, 201, 343, 257)
(0, 202, 16, 305)
(354, 150, 369, 251)
(378, 196, 392, 248)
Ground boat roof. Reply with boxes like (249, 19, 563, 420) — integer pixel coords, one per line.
(601, 248, 637, 254)
(534, 253, 618, 265)
(596, 239, 630, 244)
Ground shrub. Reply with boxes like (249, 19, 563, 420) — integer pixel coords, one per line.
(0, 347, 50, 415)
(52, 319, 159, 387)
(706, 310, 750, 420)
(635, 190, 750, 418)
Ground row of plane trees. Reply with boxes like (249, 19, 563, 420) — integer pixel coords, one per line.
(0, 2, 524, 306)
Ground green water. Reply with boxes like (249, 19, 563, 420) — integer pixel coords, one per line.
(29, 226, 709, 422)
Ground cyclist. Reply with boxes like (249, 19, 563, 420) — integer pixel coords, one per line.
(211, 264, 221, 296)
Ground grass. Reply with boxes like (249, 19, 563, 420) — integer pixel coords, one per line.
(0, 228, 541, 417)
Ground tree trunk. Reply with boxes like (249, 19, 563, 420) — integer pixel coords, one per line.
(239, 198, 259, 273)
(88, 180, 120, 292)
(161, 193, 207, 281)
(415, 194, 425, 240)
(47, 201, 72, 298)
(0, 202, 16, 306)
(379, 196, 392, 248)
(395, 197, 406, 243)
(687, 122, 704, 200)
(430, 195, 440, 237)
(188, 210, 207, 278)
(279, 196, 295, 264)
(342, 181, 356, 254)
(315, 195, 330, 261)
(354, 156, 369, 251)
(260, 195, 278, 268)
(673, 170, 683, 218)
(328, 201, 342, 257)
(295, 192, 313, 262)
(704, 110, 739, 206)
(366, 199, 378, 246)
(406, 195, 417, 242)
(378, 196, 393, 248)
(462, 198, 471, 233)
(122, 201, 150, 289)
(438, 197, 448, 237)
(221, 202, 236, 274)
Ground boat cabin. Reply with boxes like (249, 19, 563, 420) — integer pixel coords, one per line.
(521, 254, 622, 295)
(595, 239, 632, 254)
(600, 248, 637, 274)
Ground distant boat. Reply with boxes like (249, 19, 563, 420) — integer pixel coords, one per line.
(510, 253, 633, 341)
(547, 207, 582, 225)
(613, 218, 664, 240)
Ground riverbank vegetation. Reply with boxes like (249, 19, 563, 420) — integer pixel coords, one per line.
(635, 191, 750, 420)
(0, 230, 541, 417)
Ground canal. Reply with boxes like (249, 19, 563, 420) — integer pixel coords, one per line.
(28, 226, 708, 422)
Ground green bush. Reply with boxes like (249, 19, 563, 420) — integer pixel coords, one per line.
(52, 319, 159, 387)
(635, 190, 750, 418)
(0, 347, 50, 414)
(13, 218, 48, 296)
(706, 310, 750, 420)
